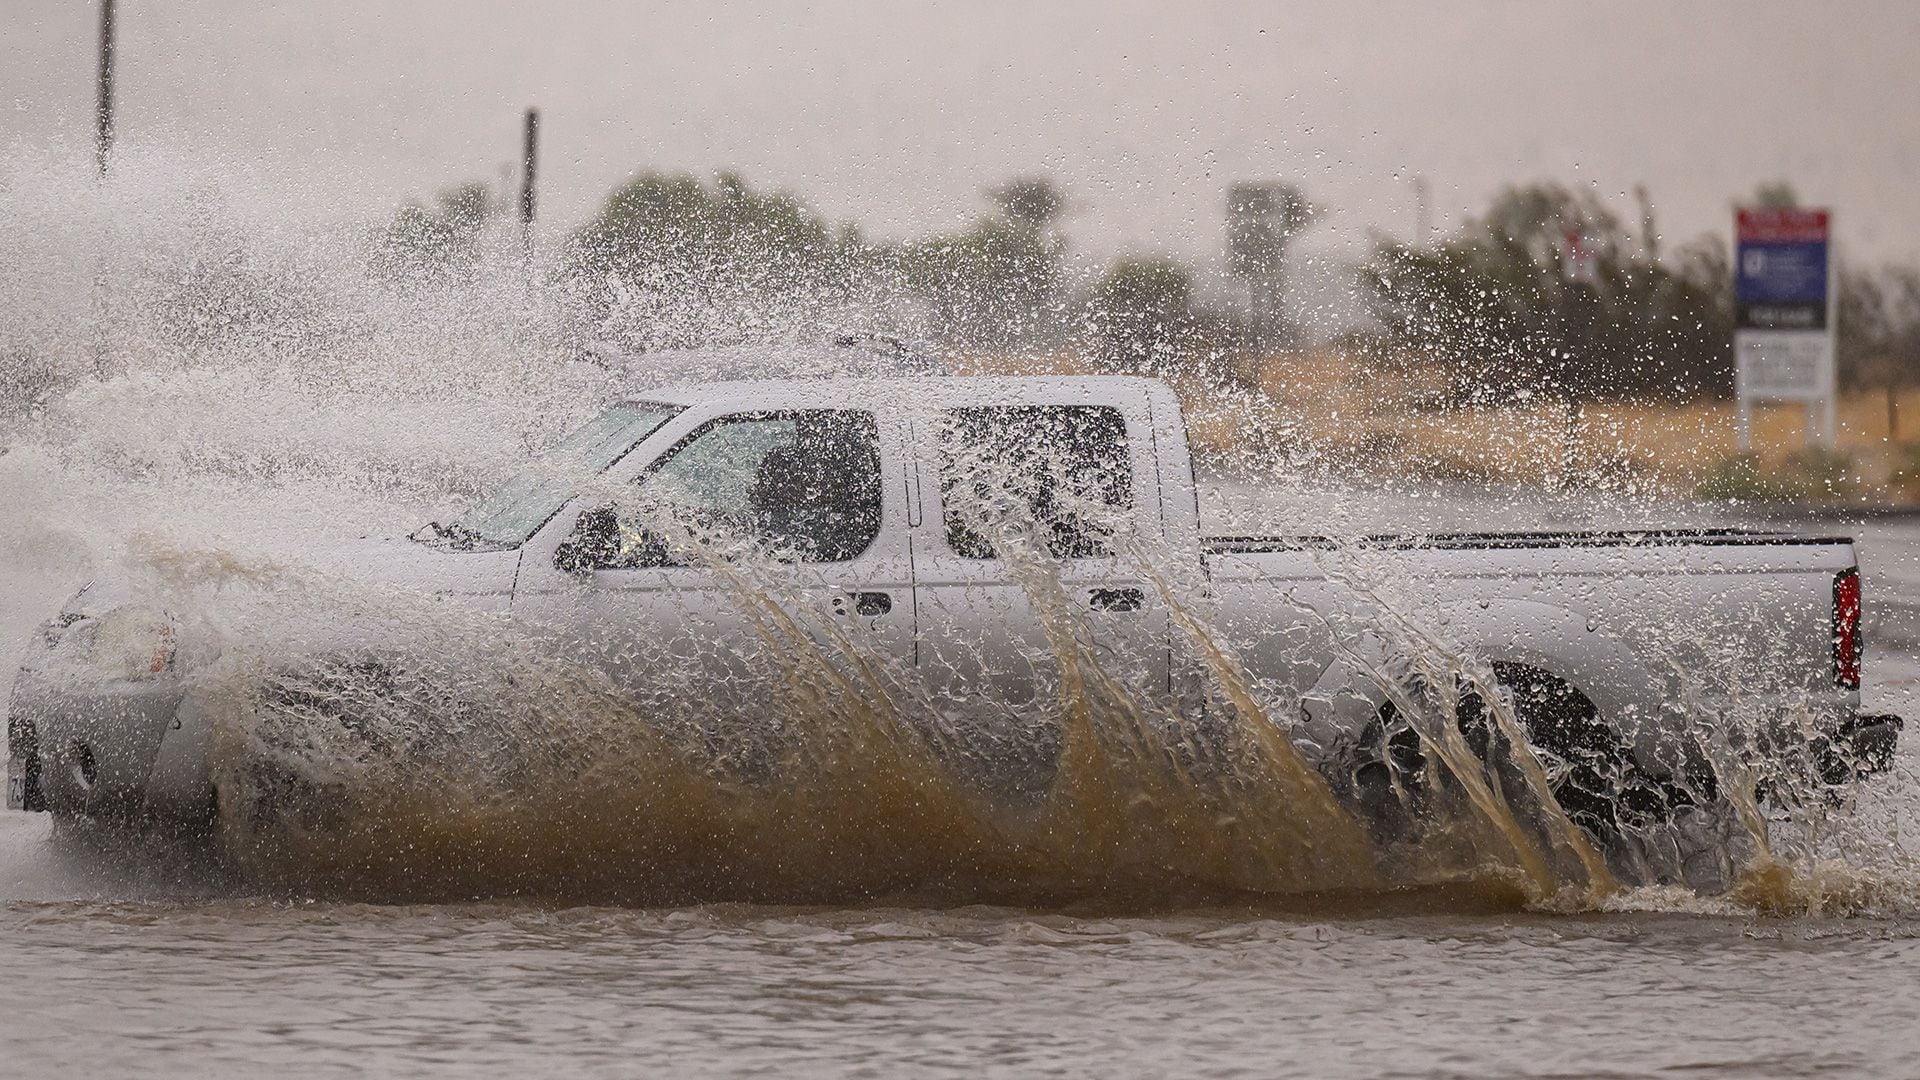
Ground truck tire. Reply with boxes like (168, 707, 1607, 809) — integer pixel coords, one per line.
(1360, 662, 1703, 851)
(1458, 663, 1698, 840)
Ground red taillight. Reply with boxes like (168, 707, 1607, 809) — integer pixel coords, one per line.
(1834, 568, 1862, 689)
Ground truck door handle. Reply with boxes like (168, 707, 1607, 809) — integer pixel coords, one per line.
(1089, 587, 1145, 612)
(842, 591, 892, 617)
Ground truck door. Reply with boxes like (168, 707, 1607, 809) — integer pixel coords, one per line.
(516, 407, 917, 728)
(907, 393, 1173, 785)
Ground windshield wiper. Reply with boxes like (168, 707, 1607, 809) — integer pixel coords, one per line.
(410, 520, 504, 551)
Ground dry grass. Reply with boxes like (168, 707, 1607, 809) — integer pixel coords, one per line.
(946, 347, 1920, 503)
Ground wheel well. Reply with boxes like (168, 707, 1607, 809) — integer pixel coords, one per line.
(1371, 661, 1701, 835)
(1373, 662, 1603, 763)
(1463, 662, 1607, 759)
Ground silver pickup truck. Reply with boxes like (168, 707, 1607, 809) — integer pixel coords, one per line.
(7, 373, 1903, 886)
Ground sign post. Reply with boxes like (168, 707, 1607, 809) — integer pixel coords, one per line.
(1734, 208, 1836, 451)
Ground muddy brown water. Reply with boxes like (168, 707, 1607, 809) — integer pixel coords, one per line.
(4, 673, 1918, 1080)
(3, 516, 1918, 1078)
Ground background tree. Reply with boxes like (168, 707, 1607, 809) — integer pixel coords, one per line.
(1084, 257, 1200, 377)
(989, 177, 1066, 234)
(1838, 266, 1920, 439)
(376, 181, 502, 281)
(1362, 182, 1733, 402)
(1226, 182, 1317, 348)
(904, 176, 1068, 350)
(566, 171, 859, 348)
(572, 171, 846, 295)
(1749, 180, 1801, 210)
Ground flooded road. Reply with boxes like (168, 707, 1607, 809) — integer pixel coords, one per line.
(2, 891, 1918, 1077)
(3, 504, 1917, 1078)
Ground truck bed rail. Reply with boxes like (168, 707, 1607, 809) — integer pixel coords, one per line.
(1203, 529, 1854, 555)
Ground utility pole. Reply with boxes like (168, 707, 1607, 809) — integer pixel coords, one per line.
(96, 0, 117, 177)
(92, 0, 119, 380)
(520, 107, 539, 257)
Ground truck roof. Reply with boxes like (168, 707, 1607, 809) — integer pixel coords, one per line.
(606, 338, 942, 384)
(622, 375, 1176, 409)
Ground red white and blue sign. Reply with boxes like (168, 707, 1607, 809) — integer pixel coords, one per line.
(1735, 208, 1830, 330)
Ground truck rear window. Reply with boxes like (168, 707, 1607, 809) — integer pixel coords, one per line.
(937, 405, 1132, 560)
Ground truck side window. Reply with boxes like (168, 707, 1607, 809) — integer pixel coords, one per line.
(937, 405, 1132, 560)
(589, 410, 883, 566)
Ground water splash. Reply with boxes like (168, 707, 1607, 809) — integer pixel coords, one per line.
(3, 139, 1914, 916)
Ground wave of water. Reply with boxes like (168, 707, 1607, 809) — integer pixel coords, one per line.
(3, 140, 1916, 917)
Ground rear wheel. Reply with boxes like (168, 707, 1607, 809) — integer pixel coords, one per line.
(1355, 663, 1705, 851)
(1460, 664, 1702, 841)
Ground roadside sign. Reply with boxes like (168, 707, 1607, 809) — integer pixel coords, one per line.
(1737, 332, 1832, 396)
(1734, 208, 1834, 448)
(1736, 209, 1830, 330)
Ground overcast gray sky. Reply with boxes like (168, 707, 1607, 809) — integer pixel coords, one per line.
(6, 0, 1919, 266)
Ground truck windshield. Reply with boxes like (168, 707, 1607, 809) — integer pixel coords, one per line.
(447, 403, 682, 547)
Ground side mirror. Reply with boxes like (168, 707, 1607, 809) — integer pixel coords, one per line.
(555, 505, 621, 575)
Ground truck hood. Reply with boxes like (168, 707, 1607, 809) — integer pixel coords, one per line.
(21, 536, 521, 683)
(297, 536, 522, 606)
(55, 536, 521, 623)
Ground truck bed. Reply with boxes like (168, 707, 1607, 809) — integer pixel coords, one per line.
(1204, 529, 1854, 554)
(1195, 527, 1863, 773)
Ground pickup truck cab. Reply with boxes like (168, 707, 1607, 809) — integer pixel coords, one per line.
(8, 373, 1902, 888)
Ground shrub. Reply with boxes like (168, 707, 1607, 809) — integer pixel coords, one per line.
(1695, 449, 1859, 503)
